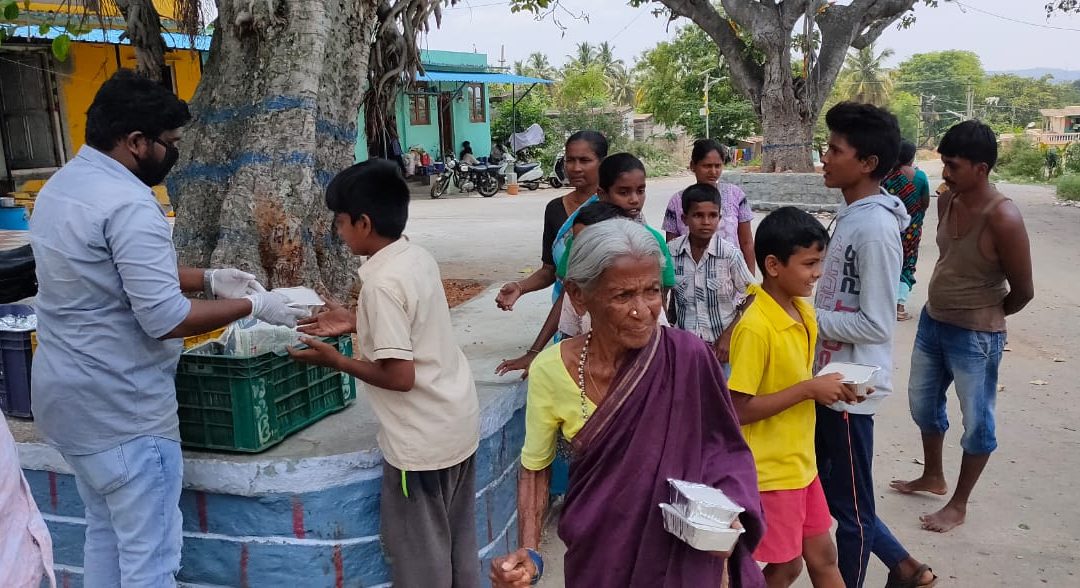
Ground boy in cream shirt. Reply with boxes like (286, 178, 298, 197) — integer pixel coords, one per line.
(290, 159, 480, 588)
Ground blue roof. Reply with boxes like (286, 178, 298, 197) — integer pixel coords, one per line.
(9, 26, 211, 51)
(416, 70, 552, 85)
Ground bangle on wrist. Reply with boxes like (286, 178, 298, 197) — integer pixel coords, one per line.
(525, 548, 544, 585)
(526, 347, 543, 355)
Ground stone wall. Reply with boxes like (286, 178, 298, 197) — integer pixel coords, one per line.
(723, 171, 843, 212)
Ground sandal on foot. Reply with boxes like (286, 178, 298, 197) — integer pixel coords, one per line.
(885, 564, 938, 588)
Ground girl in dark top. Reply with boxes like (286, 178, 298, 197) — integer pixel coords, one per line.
(494, 130, 613, 378)
(493, 131, 608, 362)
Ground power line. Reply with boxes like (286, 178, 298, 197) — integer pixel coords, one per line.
(950, 0, 1080, 32)
(606, 9, 649, 43)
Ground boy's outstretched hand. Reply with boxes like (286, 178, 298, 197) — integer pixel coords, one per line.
(806, 372, 860, 405)
(298, 299, 355, 337)
(288, 337, 344, 369)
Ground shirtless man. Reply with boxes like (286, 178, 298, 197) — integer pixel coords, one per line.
(891, 120, 1034, 533)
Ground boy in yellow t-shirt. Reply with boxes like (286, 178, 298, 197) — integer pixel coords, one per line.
(728, 207, 857, 588)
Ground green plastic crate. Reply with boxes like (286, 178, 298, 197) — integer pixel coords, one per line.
(176, 336, 357, 452)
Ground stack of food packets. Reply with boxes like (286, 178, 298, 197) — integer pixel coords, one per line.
(659, 479, 745, 552)
(183, 287, 324, 357)
(184, 319, 302, 357)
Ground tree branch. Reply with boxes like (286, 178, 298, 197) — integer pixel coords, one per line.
(656, 0, 765, 104)
(780, 0, 812, 31)
(809, 0, 917, 109)
(851, 18, 893, 49)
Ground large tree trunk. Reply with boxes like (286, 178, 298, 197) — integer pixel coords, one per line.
(759, 104, 815, 172)
(169, 0, 378, 295)
(656, 0, 919, 173)
(756, 23, 815, 173)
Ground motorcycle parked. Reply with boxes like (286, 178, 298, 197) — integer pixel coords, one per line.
(430, 157, 499, 199)
(548, 150, 567, 189)
(501, 149, 545, 191)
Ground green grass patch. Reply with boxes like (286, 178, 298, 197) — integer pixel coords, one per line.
(1057, 174, 1080, 202)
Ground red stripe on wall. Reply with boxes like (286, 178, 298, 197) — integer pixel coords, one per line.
(48, 471, 58, 511)
(291, 495, 306, 539)
(196, 491, 209, 534)
(240, 544, 249, 588)
(333, 545, 344, 588)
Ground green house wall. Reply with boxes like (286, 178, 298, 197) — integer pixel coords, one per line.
(354, 50, 494, 164)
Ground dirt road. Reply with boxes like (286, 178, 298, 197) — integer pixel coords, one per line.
(409, 172, 1080, 587)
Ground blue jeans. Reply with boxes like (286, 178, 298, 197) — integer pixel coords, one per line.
(816, 407, 909, 587)
(62, 435, 183, 587)
(908, 309, 1006, 455)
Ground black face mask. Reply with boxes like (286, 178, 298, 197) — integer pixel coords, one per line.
(134, 136, 180, 187)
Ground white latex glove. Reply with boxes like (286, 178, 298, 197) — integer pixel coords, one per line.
(245, 292, 307, 327)
(211, 269, 267, 299)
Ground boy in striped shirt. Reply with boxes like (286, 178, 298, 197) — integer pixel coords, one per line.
(667, 182, 755, 372)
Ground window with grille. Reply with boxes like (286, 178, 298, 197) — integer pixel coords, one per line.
(409, 84, 431, 125)
(468, 84, 485, 123)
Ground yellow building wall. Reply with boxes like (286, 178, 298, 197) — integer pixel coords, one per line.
(61, 43, 121, 154)
(15, 42, 201, 208)
(59, 45, 202, 154)
(26, 1, 183, 21)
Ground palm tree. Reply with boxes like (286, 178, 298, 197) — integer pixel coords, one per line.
(609, 67, 635, 107)
(513, 60, 528, 77)
(566, 42, 595, 71)
(526, 52, 557, 80)
(595, 41, 625, 79)
(838, 43, 895, 106)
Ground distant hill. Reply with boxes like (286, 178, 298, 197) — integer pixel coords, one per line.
(989, 68, 1080, 82)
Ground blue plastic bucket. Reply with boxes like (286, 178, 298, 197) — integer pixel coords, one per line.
(0, 207, 29, 230)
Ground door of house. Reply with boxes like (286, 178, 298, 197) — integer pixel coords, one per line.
(0, 52, 63, 170)
(438, 92, 455, 161)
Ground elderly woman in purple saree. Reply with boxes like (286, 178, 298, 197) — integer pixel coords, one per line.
(490, 219, 765, 588)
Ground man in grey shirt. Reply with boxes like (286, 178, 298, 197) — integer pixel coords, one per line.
(29, 70, 304, 586)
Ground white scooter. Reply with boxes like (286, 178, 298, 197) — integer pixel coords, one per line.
(501, 148, 545, 191)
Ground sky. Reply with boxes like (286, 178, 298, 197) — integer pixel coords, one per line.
(422, 0, 1080, 74)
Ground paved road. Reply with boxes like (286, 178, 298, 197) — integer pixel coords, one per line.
(410, 168, 1080, 587)
(407, 174, 693, 283)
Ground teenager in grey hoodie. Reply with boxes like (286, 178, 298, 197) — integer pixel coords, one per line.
(815, 103, 937, 588)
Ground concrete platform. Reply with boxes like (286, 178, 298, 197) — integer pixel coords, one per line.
(12, 284, 546, 587)
(723, 170, 844, 212)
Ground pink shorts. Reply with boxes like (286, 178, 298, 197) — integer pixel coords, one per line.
(753, 476, 833, 564)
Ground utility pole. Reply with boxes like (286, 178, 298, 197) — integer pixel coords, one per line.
(701, 70, 726, 139)
(704, 73, 711, 139)
(966, 85, 975, 121)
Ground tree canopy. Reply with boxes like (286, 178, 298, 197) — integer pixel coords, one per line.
(513, 0, 931, 171)
(634, 25, 758, 142)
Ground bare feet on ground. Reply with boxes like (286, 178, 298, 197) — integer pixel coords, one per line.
(920, 503, 966, 533)
(890, 475, 948, 496)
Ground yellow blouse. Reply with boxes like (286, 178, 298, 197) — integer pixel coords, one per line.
(520, 343, 597, 471)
